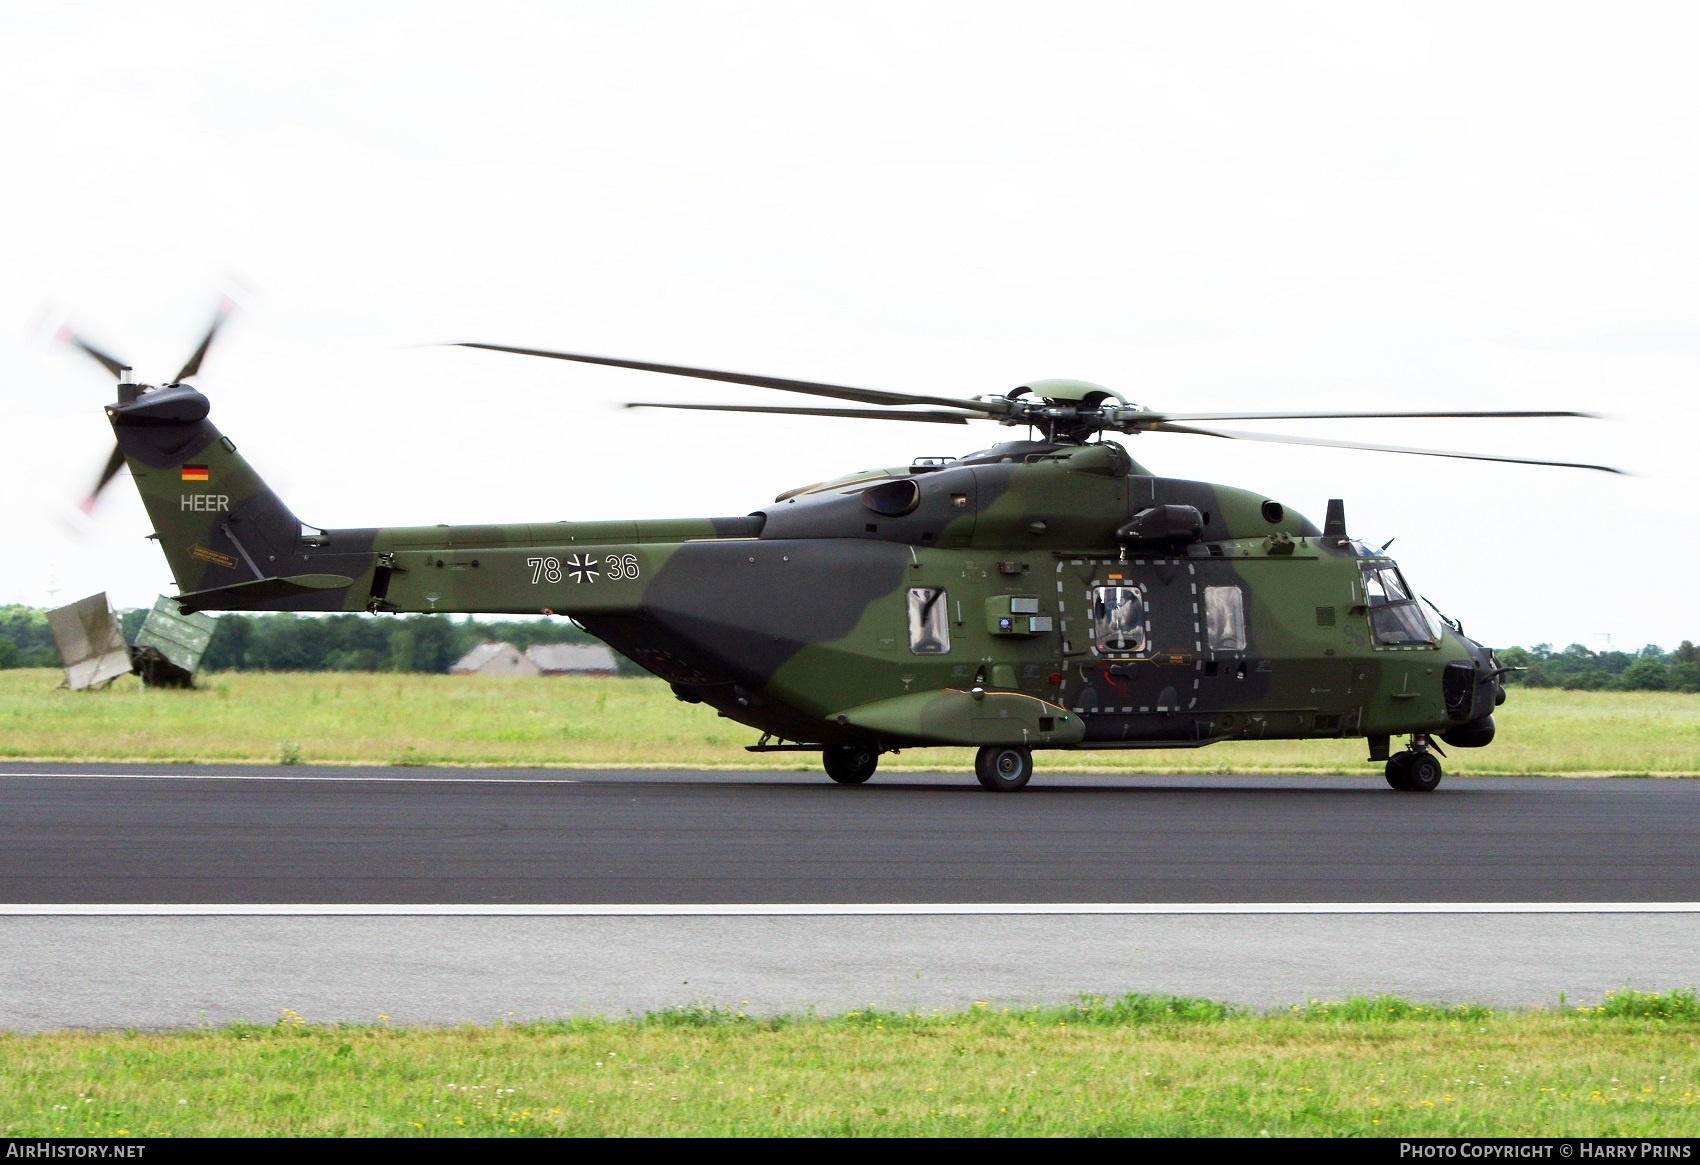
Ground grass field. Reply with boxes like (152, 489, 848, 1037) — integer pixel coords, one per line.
(1, 668, 1696, 775)
(5, 994, 1700, 1137)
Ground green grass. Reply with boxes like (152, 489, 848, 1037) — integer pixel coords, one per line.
(6, 994, 1700, 1136)
(1, 669, 1697, 775)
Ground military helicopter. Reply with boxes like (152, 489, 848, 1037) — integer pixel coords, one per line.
(64, 313, 1618, 793)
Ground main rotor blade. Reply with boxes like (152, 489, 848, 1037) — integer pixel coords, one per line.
(1152, 422, 1626, 474)
(624, 401, 973, 424)
(174, 297, 235, 382)
(56, 327, 128, 379)
(1147, 408, 1604, 423)
(453, 342, 1006, 415)
(79, 443, 126, 514)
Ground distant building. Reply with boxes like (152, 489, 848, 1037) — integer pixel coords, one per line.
(449, 640, 620, 677)
(525, 643, 620, 676)
(449, 641, 540, 677)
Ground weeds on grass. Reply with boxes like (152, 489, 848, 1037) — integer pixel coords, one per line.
(1067, 993, 1239, 1025)
(640, 1004, 766, 1030)
(1292, 995, 1495, 1023)
(1594, 988, 1700, 1021)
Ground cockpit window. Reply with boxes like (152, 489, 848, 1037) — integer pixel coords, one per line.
(906, 586, 951, 654)
(1362, 565, 1436, 645)
(1092, 585, 1146, 656)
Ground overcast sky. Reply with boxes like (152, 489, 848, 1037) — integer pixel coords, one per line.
(2, 1, 1696, 651)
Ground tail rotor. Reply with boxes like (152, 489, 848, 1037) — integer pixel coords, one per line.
(53, 299, 238, 515)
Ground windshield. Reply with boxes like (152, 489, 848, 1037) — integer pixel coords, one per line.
(1362, 564, 1441, 645)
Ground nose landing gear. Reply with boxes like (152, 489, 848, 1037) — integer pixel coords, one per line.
(1385, 735, 1443, 792)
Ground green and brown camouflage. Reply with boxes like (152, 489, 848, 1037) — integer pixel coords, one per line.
(107, 376, 1506, 788)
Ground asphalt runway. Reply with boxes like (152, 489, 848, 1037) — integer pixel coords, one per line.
(5, 763, 1700, 903)
(2, 763, 1696, 1028)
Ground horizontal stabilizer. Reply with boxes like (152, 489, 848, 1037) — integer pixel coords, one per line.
(176, 573, 354, 613)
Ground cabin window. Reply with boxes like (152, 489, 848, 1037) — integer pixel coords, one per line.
(1204, 585, 1247, 651)
(1362, 565, 1435, 645)
(1091, 585, 1146, 656)
(906, 587, 951, 654)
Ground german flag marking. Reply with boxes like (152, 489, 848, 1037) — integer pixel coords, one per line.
(181, 465, 210, 482)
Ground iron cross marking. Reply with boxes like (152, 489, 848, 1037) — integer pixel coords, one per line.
(566, 553, 600, 584)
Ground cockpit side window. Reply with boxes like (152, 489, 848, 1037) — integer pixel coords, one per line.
(1204, 585, 1247, 651)
(1091, 585, 1146, 656)
(1362, 565, 1435, 645)
(906, 586, 951, 654)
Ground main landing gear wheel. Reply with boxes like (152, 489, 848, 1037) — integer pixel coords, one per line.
(975, 745, 1034, 792)
(823, 745, 878, 785)
(1385, 750, 1442, 792)
(1404, 751, 1443, 792)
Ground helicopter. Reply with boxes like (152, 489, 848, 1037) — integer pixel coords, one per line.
(63, 312, 1619, 793)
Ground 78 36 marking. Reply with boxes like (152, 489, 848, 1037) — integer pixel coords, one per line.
(527, 553, 639, 585)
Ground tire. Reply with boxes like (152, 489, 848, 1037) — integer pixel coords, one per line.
(1384, 753, 1413, 791)
(1404, 751, 1443, 792)
(823, 745, 878, 785)
(975, 745, 1034, 792)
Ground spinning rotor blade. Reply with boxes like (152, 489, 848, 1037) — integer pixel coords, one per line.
(1152, 422, 1626, 474)
(624, 401, 972, 424)
(173, 297, 235, 382)
(454, 342, 1006, 415)
(1143, 408, 1604, 423)
(56, 327, 128, 379)
(79, 443, 127, 514)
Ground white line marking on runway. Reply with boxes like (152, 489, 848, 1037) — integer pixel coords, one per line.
(2, 903, 1697, 917)
(0, 771, 578, 786)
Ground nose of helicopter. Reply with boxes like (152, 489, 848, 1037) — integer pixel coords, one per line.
(1439, 634, 1505, 748)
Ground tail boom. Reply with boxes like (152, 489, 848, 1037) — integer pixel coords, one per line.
(108, 382, 759, 616)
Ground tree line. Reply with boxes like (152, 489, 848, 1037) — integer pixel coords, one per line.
(1, 604, 1696, 689)
(0, 606, 646, 676)
(1498, 642, 1700, 692)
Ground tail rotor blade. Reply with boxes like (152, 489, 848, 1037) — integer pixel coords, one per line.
(56, 326, 129, 380)
(174, 297, 236, 382)
(79, 443, 127, 514)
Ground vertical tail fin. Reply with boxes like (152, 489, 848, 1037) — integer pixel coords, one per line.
(106, 382, 373, 610)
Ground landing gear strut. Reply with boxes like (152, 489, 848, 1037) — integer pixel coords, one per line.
(1385, 736, 1443, 792)
(823, 744, 879, 785)
(975, 744, 1034, 792)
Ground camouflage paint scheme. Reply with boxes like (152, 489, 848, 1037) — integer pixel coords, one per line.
(108, 381, 1503, 762)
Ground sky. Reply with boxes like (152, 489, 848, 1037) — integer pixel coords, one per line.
(1, 1, 1696, 652)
